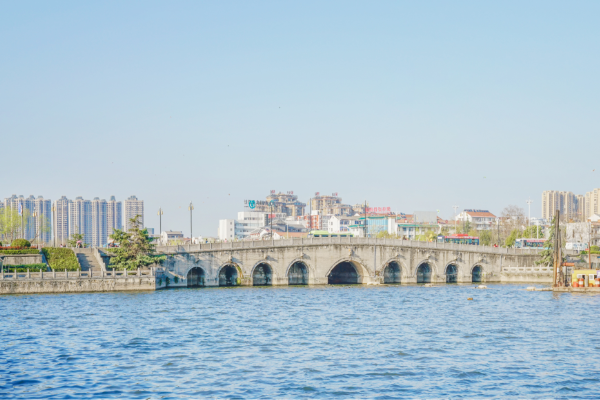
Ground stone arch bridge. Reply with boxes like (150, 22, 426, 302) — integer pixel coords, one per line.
(154, 237, 552, 288)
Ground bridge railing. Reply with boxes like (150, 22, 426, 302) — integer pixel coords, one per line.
(0, 268, 156, 280)
(154, 237, 551, 255)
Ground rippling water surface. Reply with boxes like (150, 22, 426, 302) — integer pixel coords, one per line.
(2, 284, 600, 399)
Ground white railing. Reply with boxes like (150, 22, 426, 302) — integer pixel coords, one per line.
(0, 267, 156, 280)
(154, 237, 553, 256)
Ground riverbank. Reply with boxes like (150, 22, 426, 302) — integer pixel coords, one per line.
(0, 269, 161, 294)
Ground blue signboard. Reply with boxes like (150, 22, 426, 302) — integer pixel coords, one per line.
(249, 200, 256, 209)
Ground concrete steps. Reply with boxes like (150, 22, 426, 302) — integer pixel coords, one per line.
(73, 249, 102, 272)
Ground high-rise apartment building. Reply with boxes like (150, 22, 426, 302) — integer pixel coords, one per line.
(310, 193, 353, 216)
(542, 190, 586, 221)
(52, 195, 124, 246)
(69, 197, 92, 245)
(54, 196, 70, 245)
(2, 195, 52, 243)
(107, 196, 122, 235)
(125, 195, 144, 231)
(577, 194, 586, 221)
(33, 196, 52, 244)
(263, 192, 306, 217)
(586, 189, 600, 220)
(91, 198, 108, 248)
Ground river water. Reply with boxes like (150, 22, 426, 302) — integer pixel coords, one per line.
(2, 284, 600, 399)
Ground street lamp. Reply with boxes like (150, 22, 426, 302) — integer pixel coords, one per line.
(51, 205, 56, 247)
(188, 202, 194, 243)
(158, 208, 163, 244)
(526, 198, 533, 237)
(32, 211, 38, 248)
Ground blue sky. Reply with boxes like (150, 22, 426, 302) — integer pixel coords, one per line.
(1, 1, 599, 236)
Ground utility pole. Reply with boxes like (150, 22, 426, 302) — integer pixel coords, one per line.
(188, 202, 194, 242)
(526, 198, 533, 238)
(52, 204, 56, 247)
(453, 205, 458, 234)
(158, 208, 163, 244)
(364, 200, 368, 238)
(32, 211, 38, 248)
(553, 210, 560, 287)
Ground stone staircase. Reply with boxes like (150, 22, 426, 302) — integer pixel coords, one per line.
(73, 248, 103, 272)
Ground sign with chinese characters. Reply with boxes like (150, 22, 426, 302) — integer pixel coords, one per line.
(366, 207, 391, 214)
(287, 191, 294, 195)
(244, 200, 257, 209)
(332, 192, 338, 196)
(270, 190, 276, 194)
(315, 192, 320, 196)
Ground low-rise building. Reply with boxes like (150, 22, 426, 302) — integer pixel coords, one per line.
(161, 230, 183, 244)
(455, 209, 497, 230)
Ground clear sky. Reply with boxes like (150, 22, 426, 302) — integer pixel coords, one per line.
(1, 1, 599, 236)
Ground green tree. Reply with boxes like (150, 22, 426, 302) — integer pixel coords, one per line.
(478, 230, 493, 246)
(67, 231, 85, 247)
(376, 231, 400, 239)
(0, 207, 31, 243)
(11, 239, 31, 248)
(536, 215, 565, 266)
(523, 225, 543, 238)
(505, 229, 521, 247)
(108, 215, 166, 270)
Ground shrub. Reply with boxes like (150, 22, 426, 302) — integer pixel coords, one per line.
(0, 249, 40, 254)
(11, 239, 31, 248)
(41, 248, 80, 271)
(2, 264, 48, 272)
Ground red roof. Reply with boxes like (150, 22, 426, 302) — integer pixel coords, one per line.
(465, 211, 496, 217)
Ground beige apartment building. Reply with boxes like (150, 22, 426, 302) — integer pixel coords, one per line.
(542, 190, 586, 221)
(125, 195, 144, 230)
(585, 189, 600, 220)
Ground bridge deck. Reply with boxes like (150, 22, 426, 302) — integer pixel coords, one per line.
(155, 237, 546, 255)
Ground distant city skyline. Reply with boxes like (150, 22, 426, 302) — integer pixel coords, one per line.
(1, 194, 141, 245)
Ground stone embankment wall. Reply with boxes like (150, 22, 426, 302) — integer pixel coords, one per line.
(0, 254, 44, 265)
(0, 269, 159, 295)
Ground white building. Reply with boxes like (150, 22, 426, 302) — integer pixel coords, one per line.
(69, 197, 92, 245)
(328, 215, 362, 233)
(91, 198, 108, 248)
(54, 196, 70, 246)
(455, 209, 497, 230)
(218, 211, 286, 240)
(107, 196, 122, 236)
(125, 195, 144, 230)
(161, 230, 183, 244)
(2, 194, 52, 243)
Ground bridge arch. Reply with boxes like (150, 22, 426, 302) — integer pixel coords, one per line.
(252, 261, 274, 286)
(445, 263, 458, 283)
(286, 259, 309, 285)
(415, 260, 438, 284)
(382, 259, 403, 284)
(186, 266, 206, 287)
(471, 265, 483, 283)
(218, 263, 242, 287)
(327, 258, 368, 285)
